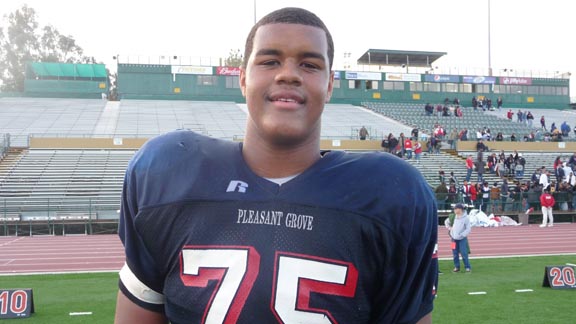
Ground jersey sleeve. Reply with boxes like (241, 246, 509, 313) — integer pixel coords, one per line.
(117, 149, 166, 313)
(375, 164, 438, 324)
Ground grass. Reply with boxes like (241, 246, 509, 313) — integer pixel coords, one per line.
(0, 256, 574, 323)
(435, 256, 576, 323)
(0, 272, 118, 323)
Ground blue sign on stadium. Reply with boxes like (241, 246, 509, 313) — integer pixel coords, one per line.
(462, 76, 496, 84)
(424, 74, 460, 83)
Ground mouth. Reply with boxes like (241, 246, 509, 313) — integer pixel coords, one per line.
(268, 92, 305, 105)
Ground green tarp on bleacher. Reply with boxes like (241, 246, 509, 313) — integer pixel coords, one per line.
(28, 62, 107, 79)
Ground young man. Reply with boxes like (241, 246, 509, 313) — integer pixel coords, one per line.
(114, 7, 437, 324)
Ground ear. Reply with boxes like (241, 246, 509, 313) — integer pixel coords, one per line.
(325, 70, 335, 103)
(240, 67, 247, 97)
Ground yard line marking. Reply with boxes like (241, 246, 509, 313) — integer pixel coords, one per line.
(515, 289, 534, 293)
(468, 291, 487, 295)
(566, 263, 576, 267)
(69, 312, 93, 316)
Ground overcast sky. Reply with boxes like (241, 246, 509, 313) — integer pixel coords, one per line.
(2, 0, 575, 96)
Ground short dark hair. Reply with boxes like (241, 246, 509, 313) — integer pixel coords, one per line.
(242, 7, 334, 70)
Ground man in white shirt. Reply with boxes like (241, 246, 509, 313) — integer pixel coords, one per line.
(539, 167, 550, 191)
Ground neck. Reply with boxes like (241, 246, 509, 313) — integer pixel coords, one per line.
(242, 133, 321, 179)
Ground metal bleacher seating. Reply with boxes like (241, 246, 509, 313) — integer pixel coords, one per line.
(362, 101, 537, 139)
(0, 149, 135, 221)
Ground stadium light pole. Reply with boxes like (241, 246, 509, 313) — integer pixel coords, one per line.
(488, 0, 493, 76)
(253, 0, 257, 24)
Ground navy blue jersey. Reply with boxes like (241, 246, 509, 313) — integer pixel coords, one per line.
(118, 130, 438, 324)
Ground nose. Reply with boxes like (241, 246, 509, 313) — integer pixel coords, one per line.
(274, 60, 302, 85)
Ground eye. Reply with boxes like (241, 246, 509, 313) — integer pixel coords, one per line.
(260, 60, 279, 66)
(301, 62, 320, 70)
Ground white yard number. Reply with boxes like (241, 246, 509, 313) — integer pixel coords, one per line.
(180, 247, 358, 324)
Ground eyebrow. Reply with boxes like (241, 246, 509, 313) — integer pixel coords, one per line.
(254, 48, 327, 62)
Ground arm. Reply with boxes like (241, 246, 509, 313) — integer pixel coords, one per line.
(416, 312, 432, 324)
(114, 290, 168, 324)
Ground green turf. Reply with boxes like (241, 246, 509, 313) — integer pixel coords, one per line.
(0, 272, 118, 323)
(0, 256, 574, 323)
(436, 256, 576, 323)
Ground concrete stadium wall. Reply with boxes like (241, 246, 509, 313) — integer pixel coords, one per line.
(29, 137, 148, 149)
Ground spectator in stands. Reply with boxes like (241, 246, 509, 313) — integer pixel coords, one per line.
(449, 171, 459, 187)
(540, 167, 550, 192)
(531, 168, 541, 186)
(449, 128, 458, 150)
(359, 126, 369, 140)
(516, 153, 526, 180)
(472, 96, 478, 110)
(500, 179, 510, 211)
(386, 133, 398, 155)
(550, 122, 557, 134)
(424, 103, 433, 116)
(435, 181, 448, 210)
(436, 104, 443, 118)
(398, 132, 406, 158)
(447, 203, 472, 273)
(526, 111, 534, 128)
(439, 167, 446, 184)
(510, 133, 517, 142)
(461, 180, 473, 205)
(447, 183, 458, 206)
(414, 141, 422, 163)
(490, 182, 501, 213)
(506, 109, 513, 120)
(562, 162, 572, 183)
(561, 121, 570, 137)
(539, 189, 555, 227)
(540, 116, 547, 131)
(411, 128, 419, 140)
(497, 97, 503, 109)
(404, 137, 413, 160)
(465, 155, 474, 182)
(486, 98, 493, 111)
(568, 152, 576, 169)
(459, 128, 468, 141)
(476, 158, 486, 184)
(486, 153, 494, 174)
(495, 132, 504, 141)
(496, 157, 505, 178)
(479, 181, 490, 212)
(555, 158, 565, 190)
(453, 97, 460, 105)
(516, 110, 523, 123)
(454, 106, 463, 117)
(476, 139, 487, 152)
(505, 154, 515, 177)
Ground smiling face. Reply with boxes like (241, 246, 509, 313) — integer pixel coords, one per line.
(240, 23, 334, 147)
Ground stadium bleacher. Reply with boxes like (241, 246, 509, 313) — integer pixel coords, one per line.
(0, 97, 574, 234)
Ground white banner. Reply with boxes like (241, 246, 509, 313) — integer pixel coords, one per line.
(345, 71, 382, 81)
(385, 73, 421, 82)
(171, 65, 213, 75)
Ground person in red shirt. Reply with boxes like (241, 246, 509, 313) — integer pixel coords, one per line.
(404, 138, 413, 160)
(465, 155, 474, 182)
(414, 141, 423, 163)
(539, 190, 555, 227)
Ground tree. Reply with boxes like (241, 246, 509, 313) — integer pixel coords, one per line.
(224, 48, 243, 67)
(0, 5, 96, 92)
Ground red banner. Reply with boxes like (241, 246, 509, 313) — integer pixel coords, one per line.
(216, 67, 241, 76)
